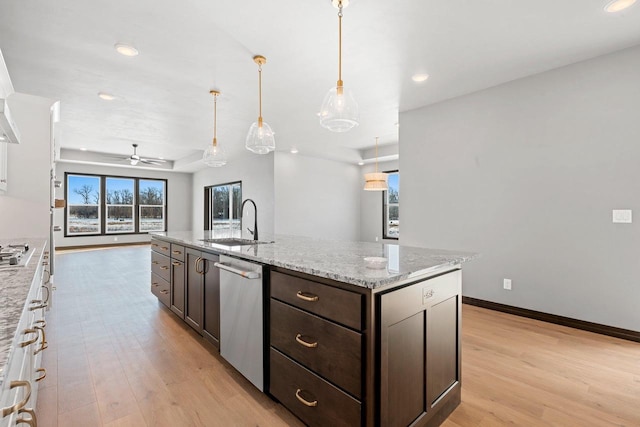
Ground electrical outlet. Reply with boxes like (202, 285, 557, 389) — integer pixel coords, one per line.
(503, 278, 512, 290)
(114, 236, 118, 242)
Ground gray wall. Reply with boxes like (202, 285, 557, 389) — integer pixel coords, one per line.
(192, 151, 274, 236)
(359, 159, 399, 243)
(54, 162, 192, 247)
(401, 45, 640, 332)
(275, 152, 361, 241)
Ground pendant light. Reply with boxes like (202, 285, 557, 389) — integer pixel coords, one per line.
(246, 55, 275, 154)
(203, 90, 227, 167)
(319, 0, 359, 133)
(364, 137, 388, 191)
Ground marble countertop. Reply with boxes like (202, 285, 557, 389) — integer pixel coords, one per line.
(152, 231, 477, 289)
(0, 238, 46, 387)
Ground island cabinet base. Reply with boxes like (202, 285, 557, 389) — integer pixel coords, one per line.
(268, 267, 462, 427)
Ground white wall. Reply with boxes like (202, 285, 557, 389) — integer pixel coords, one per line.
(400, 45, 640, 332)
(0, 93, 55, 239)
(54, 162, 192, 247)
(274, 152, 361, 241)
(193, 152, 274, 236)
(359, 159, 399, 243)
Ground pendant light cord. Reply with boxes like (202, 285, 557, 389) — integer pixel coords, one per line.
(375, 137, 379, 173)
(258, 63, 263, 122)
(338, 3, 343, 85)
(213, 93, 217, 146)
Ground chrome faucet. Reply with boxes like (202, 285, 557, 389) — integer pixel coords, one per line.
(241, 199, 258, 241)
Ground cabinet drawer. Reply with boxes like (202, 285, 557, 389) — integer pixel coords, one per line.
(151, 251, 171, 282)
(170, 244, 185, 262)
(150, 238, 170, 257)
(271, 271, 363, 330)
(151, 273, 170, 307)
(270, 348, 361, 427)
(271, 299, 362, 399)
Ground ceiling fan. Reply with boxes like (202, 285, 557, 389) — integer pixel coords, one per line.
(120, 144, 166, 166)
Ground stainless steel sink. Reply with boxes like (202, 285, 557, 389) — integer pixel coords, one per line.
(199, 238, 273, 246)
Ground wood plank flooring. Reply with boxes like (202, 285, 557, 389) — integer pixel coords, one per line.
(36, 246, 640, 426)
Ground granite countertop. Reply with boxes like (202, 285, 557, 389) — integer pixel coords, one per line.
(0, 238, 46, 387)
(152, 231, 477, 289)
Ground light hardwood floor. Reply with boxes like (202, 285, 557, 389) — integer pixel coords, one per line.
(36, 246, 640, 426)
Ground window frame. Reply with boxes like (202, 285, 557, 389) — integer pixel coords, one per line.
(64, 172, 167, 238)
(382, 170, 399, 240)
(204, 181, 242, 232)
(105, 177, 136, 235)
(138, 179, 167, 233)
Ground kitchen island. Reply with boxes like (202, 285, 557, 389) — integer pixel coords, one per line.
(151, 231, 476, 427)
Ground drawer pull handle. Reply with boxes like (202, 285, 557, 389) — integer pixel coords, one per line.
(19, 329, 38, 348)
(296, 291, 319, 302)
(172, 250, 182, 255)
(160, 265, 169, 270)
(16, 407, 37, 426)
(295, 389, 318, 407)
(35, 368, 47, 382)
(29, 304, 46, 311)
(34, 319, 46, 328)
(172, 261, 181, 266)
(160, 290, 169, 295)
(1, 381, 31, 417)
(152, 261, 159, 265)
(152, 282, 159, 287)
(161, 246, 169, 250)
(295, 334, 318, 348)
(152, 243, 159, 247)
(41, 285, 50, 305)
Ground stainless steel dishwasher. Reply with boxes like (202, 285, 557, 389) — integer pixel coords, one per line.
(215, 254, 265, 391)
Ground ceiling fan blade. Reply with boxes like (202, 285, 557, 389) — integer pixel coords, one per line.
(140, 157, 166, 163)
(140, 159, 164, 165)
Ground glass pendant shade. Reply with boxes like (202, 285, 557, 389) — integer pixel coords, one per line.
(364, 172, 388, 191)
(203, 140, 227, 167)
(246, 120, 275, 154)
(319, 86, 359, 132)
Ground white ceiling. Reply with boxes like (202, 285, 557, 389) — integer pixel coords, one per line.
(1, 0, 639, 171)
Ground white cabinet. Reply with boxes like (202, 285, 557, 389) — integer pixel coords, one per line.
(0, 142, 7, 192)
(0, 249, 48, 427)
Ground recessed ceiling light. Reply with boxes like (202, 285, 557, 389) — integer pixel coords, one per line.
(412, 73, 429, 83)
(80, 147, 87, 151)
(604, 0, 636, 12)
(114, 43, 139, 57)
(290, 147, 299, 154)
(98, 92, 115, 101)
(358, 161, 364, 166)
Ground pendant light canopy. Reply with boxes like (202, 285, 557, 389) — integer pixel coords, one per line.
(246, 55, 275, 155)
(319, 0, 359, 133)
(364, 137, 388, 191)
(203, 90, 227, 167)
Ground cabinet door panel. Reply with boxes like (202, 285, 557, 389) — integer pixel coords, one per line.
(170, 260, 185, 318)
(427, 296, 459, 405)
(201, 252, 220, 347)
(185, 249, 203, 333)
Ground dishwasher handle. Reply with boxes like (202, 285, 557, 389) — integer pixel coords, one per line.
(214, 262, 261, 279)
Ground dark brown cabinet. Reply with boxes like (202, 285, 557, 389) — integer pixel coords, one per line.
(170, 258, 185, 318)
(185, 248, 220, 347)
(378, 270, 462, 427)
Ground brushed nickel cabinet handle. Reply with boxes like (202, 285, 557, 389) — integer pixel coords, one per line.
(33, 326, 48, 355)
(16, 407, 37, 426)
(30, 299, 42, 304)
(34, 319, 46, 328)
(296, 291, 319, 302)
(161, 246, 169, 251)
(172, 261, 181, 267)
(295, 334, 318, 348)
(160, 290, 169, 295)
(194, 257, 201, 274)
(19, 329, 38, 348)
(152, 260, 159, 265)
(1, 381, 31, 417)
(295, 389, 318, 407)
(160, 265, 169, 270)
(172, 250, 182, 255)
(29, 304, 46, 311)
(35, 368, 47, 382)
(152, 243, 159, 247)
(152, 282, 159, 287)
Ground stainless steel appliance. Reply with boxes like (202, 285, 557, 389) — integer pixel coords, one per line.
(215, 255, 265, 391)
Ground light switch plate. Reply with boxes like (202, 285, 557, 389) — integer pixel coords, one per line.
(612, 209, 632, 224)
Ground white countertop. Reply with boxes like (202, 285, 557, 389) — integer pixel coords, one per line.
(152, 231, 477, 289)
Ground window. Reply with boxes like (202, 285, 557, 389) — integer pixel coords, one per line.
(383, 171, 399, 239)
(67, 174, 101, 235)
(106, 177, 135, 233)
(205, 181, 242, 231)
(65, 173, 167, 237)
(139, 179, 166, 232)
